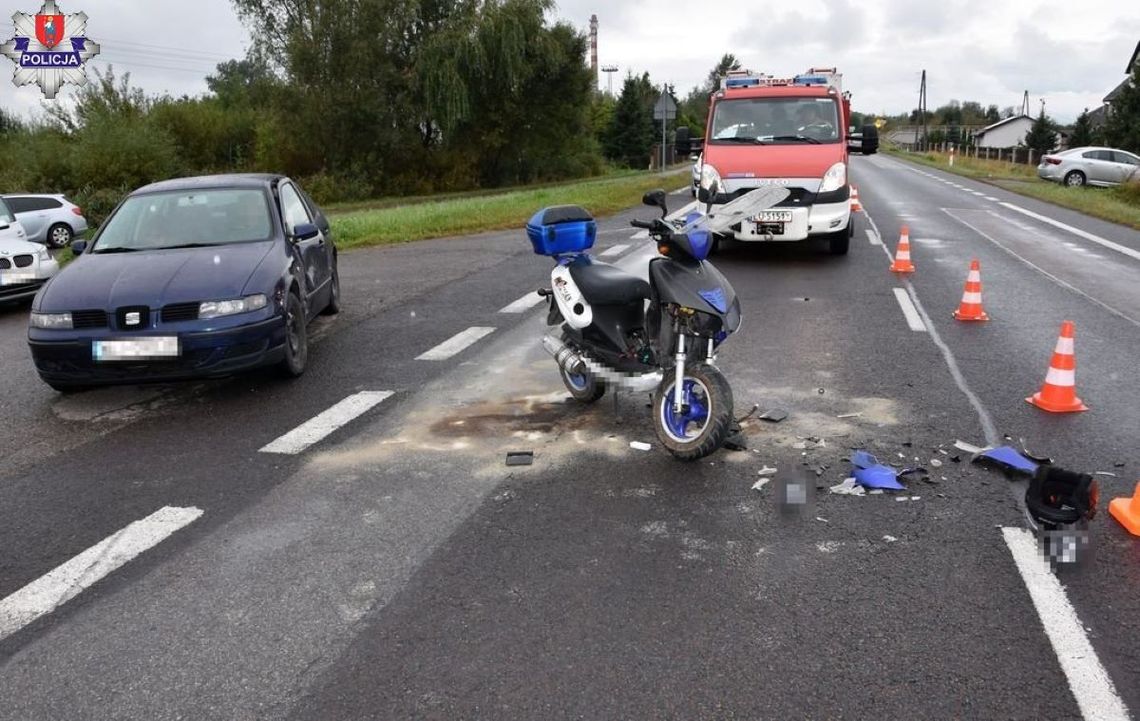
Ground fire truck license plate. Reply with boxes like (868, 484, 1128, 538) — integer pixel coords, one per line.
(756, 210, 792, 223)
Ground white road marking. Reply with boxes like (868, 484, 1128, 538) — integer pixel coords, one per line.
(865, 229, 882, 246)
(892, 288, 927, 332)
(864, 211, 999, 444)
(498, 292, 546, 314)
(599, 243, 630, 258)
(632, 230, 649, 240)
(971, 191, 986, 196)
(1001, 528, 1130, 721)
(999, 202, 1140, 263)
(416, 326, 496, 361)
(260, 391, 395, 454)
(0, 506, 203, 642)
(944, 209, 1140, 329)
(985, 196, 999, 201)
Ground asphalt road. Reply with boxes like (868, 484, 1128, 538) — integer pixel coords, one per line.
(0, 160, 1138, 720)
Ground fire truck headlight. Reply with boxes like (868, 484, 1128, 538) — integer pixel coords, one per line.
(700, 164, 722, 194)
(819, 161, 847, 193)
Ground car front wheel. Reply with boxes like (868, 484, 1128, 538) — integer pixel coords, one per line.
(1064, 170, 1086, 187)
(47, 223, 73, 248)
(277, 292, 308, 377)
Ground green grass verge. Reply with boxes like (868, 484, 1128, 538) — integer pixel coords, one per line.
(329, 169, 691, 249)
(883, 146, 1140, 230)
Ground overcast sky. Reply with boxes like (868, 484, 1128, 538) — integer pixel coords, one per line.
(0, 0, 1137, 124)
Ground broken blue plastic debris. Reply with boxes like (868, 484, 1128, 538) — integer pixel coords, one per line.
(977, 446, 1039, 474)
(851, 450, 907, 491)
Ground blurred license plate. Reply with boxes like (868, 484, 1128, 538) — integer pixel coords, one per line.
(755, 210, 792, 223)
(0, 271, 35, 286)
(93, 337, 180, 361)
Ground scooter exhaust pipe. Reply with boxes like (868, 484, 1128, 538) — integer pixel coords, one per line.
(542, 333, 587, 376)
(542, 333, 663, 393)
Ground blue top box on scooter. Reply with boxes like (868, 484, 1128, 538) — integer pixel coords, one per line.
(527, 205, 596, 256)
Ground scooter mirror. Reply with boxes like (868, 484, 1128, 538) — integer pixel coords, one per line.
(642, 189, 668, 217)
(704, 179, 718, 215)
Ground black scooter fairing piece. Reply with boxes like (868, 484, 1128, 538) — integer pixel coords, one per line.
(568, 256, 650, 306)
(649, 256, 741, 332)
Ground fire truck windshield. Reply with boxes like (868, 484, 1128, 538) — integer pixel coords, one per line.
(710, 97, 840, 144)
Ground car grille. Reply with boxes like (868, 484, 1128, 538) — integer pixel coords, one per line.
(0, 258, 9, 269)
(160, 302, 200, 323)
(13, 254, 33, 268)
(72, 309, 109, 329)
(115, 306, 151, 331)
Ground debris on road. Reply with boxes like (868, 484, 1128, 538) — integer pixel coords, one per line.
(829, 478, 866, 496)
(836, 412, 862, 419)
(883, 535, 898, 543)
(851, 450, 907, 490)
(975, 446, 1039, 475)
(1094, 471, 1117, 478)
(758, 408, 788, 423)
(723, 422, 749, 451)
(630, 441, 652, 451)
(736, 404, 761, 423)
(757, 466, 778, 476)
(930, 458, 943, 468)
(954, 440, 986, 455)
(1016, 437, 1053, 464)
(752, 478, 770, 492)
(505, 451, 534, 466)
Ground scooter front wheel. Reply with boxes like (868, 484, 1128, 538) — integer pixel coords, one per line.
(559, 362, 605, 403)
(652, 363, 734, 461)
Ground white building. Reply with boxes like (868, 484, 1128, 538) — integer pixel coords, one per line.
(973, 115, 1034, 149)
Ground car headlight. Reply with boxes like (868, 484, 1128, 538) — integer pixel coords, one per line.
(700, 163, 722, 194)
(820, 162, 847, 193)
(198, 293, 268, 320)
(38, 246, 51, 261)
(31, 312, 73, 329)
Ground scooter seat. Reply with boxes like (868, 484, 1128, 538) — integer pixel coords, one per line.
(569, 259, 651, 305)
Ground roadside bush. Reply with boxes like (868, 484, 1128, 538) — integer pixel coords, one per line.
(71, 114, 181, 191)
(71, 183, 132, 228)
(297, 171, 375, 205)
(1112, 179, 1140, 206)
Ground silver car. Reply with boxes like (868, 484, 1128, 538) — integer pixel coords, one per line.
(1037, 146, 1140, 188)
(0, 193, 89, 248)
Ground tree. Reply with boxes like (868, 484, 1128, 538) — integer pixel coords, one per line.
(706, 54, 741, 93)
(605, 73, 656, 167)
(1104, 65, 1140, 153)
(1023, 108, 1057, 156)
(1069, 108, 1095, 148)
(985, 105, 1000, 123)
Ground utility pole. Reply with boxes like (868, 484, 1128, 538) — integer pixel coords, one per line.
(601, 64, 618, 96)
(918, 70, 928, 149)
(1021, 90, 1030, 117)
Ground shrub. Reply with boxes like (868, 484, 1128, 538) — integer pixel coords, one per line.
(1112, 179, 1140, 206)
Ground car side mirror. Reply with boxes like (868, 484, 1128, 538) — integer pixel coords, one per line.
(642, 189, 668, 217)
(290, 222, 319, 242)
(71, 239, 87, 255)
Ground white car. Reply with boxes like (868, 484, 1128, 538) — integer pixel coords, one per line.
(1, 193, 89, 248)
(1037, 146, 1140, 187)
(0, 197, 59, 303)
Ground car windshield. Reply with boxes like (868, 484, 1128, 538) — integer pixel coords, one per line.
(710, 97, 841, 144)
(92, 188, 273, 253)
(0, 197, 14, 225)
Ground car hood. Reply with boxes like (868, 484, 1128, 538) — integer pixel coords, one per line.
(0, 235, 40, 256)
(703, 143, 844, 181)
(39, 241, 276, 311)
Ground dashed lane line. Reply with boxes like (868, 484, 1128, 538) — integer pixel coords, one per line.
(259, 391, 395, 454)
(892, 288, 927, 332)
(866, 229, 882, 246)
(1002, 528, 1131, 721)
(599, 243, 630, 258)
(0, 506, 203, 642)
(416, 326, 496, 361)
(498, 293, 546, 314)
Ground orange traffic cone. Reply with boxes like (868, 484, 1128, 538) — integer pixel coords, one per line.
(1109, 482, 1140, 536)
(1027, 321, 1088, 413)
(952, 259, 989, 321)
(889, 226, 915, 273)
(850, 186, 863, 213)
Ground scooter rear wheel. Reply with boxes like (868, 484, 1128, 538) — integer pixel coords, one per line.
(652, 363, 733, 461)
(559, 362, 605, 403)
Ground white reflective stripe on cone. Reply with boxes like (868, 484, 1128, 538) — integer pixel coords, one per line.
(1054, 337, 1075, 355)
(967, 270, 981, 282)
(962, 292, 983, 304)
(1045, 367, 1076, 386)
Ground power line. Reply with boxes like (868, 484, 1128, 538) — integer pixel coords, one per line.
(0, 21, 239, 62)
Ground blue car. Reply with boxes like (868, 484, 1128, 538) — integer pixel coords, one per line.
(28, 174, 341, 392)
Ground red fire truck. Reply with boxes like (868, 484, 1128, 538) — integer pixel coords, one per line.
(696, 67, 878, 255)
